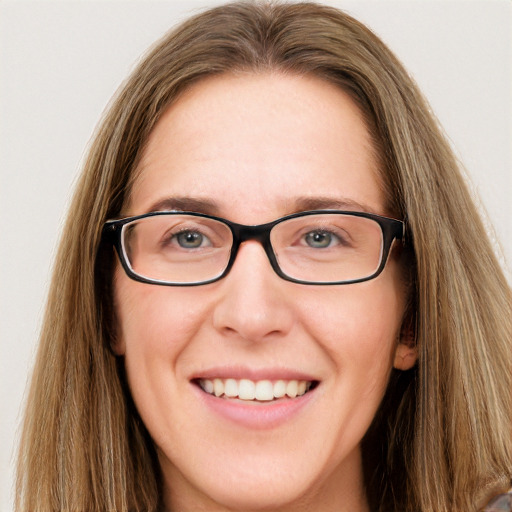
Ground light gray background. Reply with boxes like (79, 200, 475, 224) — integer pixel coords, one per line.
(1, 1, 511, 509)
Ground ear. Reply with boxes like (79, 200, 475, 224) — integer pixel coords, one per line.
(393, 323, 418, 370)
(111, 336, 126, 356)
(104, 315, 125, 356)
(394, 343, 418, 370)
(107, 268, 125, 356)
(108, 313, 125, 356)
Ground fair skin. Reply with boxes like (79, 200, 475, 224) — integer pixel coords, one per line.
(114, 72, 417, 512)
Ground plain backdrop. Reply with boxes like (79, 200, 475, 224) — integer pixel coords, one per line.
(1, 1, 511, 509)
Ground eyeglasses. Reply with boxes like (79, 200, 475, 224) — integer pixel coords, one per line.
(102, 210, 404, 286)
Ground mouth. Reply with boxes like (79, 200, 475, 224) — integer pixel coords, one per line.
(195, 378, 318, 402)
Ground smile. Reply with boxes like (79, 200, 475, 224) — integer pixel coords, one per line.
(198, 378, 314, 401)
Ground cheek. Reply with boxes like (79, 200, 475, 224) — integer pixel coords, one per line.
(113, 273, 215, 434)
(113, 271, 217, 404)
(283, 278, 406, 470)
(300, 279, 404, 380)
(115, 273, 210, 353)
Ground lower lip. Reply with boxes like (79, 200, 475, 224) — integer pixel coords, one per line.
(193, 384, 317, 430)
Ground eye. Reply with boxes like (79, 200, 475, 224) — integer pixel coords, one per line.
(304, 230, 339, 248)
(173, 230, 211, 249)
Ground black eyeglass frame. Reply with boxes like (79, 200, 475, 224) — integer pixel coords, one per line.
(102, 209, 405, 286)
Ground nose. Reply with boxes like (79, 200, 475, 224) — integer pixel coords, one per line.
(212, 241, 295, 343)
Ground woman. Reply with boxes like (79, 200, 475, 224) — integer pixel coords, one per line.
(15, 2, 512, 511)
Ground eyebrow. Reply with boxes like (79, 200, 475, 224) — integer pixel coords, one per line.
(146, 197, 221, 216)
(290, 196, 379, 215)
(145, 196, 378, 218)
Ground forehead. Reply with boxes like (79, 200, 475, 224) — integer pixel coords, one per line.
(128, 72, 386, 221)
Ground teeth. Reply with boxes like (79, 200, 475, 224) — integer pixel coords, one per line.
(255, 380, 274, 401)
(273, 380, 286, 398)
(198, 378, 312, 401)
(213, 378, 224, 397)
(202, 379, 214, 394)
(286, 380, 298, 398)
(239, 379, 255, 400)
(297, 380, 307, 396)
(224, 378, 238, 398)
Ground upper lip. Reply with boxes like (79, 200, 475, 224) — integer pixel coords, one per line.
(190, 366, 319, 382)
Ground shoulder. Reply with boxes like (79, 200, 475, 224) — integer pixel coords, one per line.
(482, 491, 512, 512)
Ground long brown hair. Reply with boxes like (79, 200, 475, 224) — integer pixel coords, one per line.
(16, 3, 512, 511)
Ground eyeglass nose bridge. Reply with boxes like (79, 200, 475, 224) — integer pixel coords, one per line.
(224, 220, 284, 281)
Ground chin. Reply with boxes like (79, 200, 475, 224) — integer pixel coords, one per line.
(160, 441, 364, 512)
(178, 471, 316, 511)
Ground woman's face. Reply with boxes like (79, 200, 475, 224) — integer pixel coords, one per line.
(114, 73, 415, 512)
